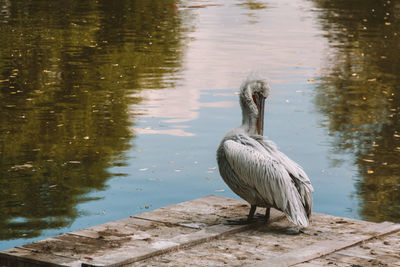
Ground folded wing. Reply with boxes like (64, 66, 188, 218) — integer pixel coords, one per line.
(223, 139, 310, 227)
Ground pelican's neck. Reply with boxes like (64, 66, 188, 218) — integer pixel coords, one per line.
(240, 86, 259, 135)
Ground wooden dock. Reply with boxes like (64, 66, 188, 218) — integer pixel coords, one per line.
(1, 195, 400, 266)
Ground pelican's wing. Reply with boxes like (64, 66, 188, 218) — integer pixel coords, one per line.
(259, 138, 313, 189)
(256, 137, 313, 217)
(223, 139, 310, 227)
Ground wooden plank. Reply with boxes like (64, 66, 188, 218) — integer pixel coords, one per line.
(257, 221, 400, 267)
(324, 251, 395, 266)
(0, 196, 285, 267)
(132, 195, 256, 226)
(2, 196, 400, 267)
(82, 210, 285, 266)
(0, 247, 82, 267)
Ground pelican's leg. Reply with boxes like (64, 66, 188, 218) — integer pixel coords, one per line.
(247, 205, 257, 222)
(226, 205, 257, 225)
(264, 208, 270, 223)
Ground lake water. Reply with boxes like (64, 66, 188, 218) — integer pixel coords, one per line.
(1, 0, 400, 250)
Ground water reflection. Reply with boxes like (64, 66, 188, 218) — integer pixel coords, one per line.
(0, 0, 188, 239)
(312, 0, 400, 222)
(236, 0, 269, 24)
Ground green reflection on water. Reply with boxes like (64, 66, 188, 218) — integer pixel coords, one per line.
(313, 0, 400, 222)
(0, 0, 188, 240)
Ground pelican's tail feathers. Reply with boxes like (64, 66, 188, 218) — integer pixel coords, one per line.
(284, 198, 310, 227)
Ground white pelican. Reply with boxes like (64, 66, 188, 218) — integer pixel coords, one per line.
(216, 78, 313, 227)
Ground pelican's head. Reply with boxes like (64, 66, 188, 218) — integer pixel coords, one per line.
(239, 79, 270, 135)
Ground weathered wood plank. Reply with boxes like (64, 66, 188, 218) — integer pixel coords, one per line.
(325, 251, 396, 266)
(0, 247, 82, 267)
(258, 221, 400, 267)
(132, 195, 255, 226)
(2, 196, 400, 267)
(81, 210, 285, 266)
(0, 196, 284, 267)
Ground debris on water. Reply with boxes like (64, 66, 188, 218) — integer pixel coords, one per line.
(11, 163, 33, 170)
(362, 159, 374, 163)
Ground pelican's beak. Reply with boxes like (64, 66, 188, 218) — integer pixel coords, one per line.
(253, 93, 265, 135)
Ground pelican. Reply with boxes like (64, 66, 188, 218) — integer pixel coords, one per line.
(216, 78, 313, 227)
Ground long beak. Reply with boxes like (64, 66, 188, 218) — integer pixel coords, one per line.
(254, 94, 265, 135)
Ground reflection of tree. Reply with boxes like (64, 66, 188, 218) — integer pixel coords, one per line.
(0, 0, 188, 239)
(236, 0, 268, 10)
(236, 0, 269, 24)
(312, 0, 400, 222)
